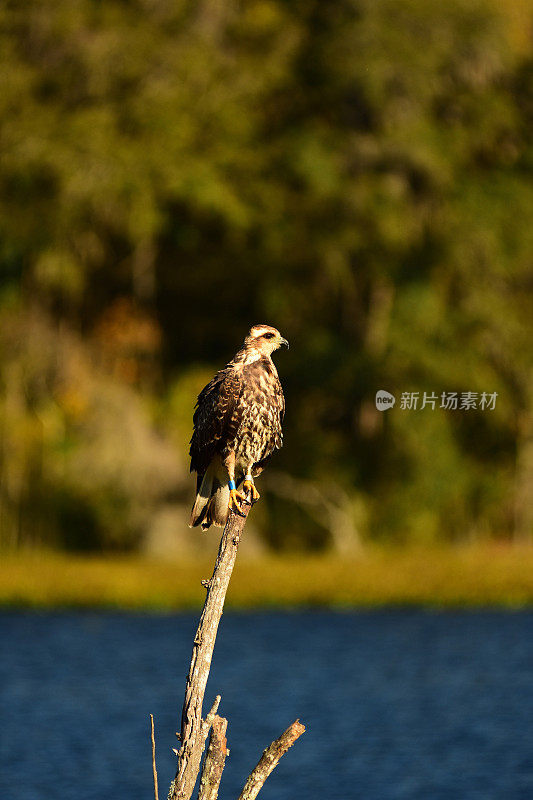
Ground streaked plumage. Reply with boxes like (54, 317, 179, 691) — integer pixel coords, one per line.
(189, 325, 287, 530)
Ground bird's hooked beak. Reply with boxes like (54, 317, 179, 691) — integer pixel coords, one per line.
(279, 337, 289, 349)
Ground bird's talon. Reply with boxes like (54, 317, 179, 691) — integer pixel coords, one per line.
(229, 488, 246, 514)
(243, 479, 260, 502)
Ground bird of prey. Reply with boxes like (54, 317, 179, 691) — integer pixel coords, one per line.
(189, 324, 288, 530)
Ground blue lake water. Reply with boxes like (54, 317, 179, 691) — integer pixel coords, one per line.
(1, 610, 533, 800)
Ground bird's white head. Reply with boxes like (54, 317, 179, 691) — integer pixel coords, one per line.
(243, 324, 289, 360)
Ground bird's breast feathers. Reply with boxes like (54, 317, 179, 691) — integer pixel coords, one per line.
(230, 357, 284, 460)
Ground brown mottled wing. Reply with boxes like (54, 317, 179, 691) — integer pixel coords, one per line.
(189, 366, 243, 476)
(252, 372, 285, 475)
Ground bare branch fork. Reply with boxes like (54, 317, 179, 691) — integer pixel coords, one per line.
(161, 496, 304, 800)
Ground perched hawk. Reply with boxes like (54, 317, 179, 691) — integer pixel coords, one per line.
(189, 324, 288, 530)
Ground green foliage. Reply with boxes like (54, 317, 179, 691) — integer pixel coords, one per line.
(1, 0, 532, 550)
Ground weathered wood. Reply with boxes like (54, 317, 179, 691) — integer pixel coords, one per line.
(197, 715, 229, 800)
(150, 714, 159, 800)
(237, 720, 306, 800)
(168, 500, 252, 800)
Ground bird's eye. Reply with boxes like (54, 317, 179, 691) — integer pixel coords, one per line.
(263, 332, 275, 339)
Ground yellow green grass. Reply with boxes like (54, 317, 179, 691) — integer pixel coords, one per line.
(2, 543, 533, 609)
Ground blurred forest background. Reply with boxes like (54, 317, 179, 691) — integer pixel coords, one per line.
(1, 0, 532, 557)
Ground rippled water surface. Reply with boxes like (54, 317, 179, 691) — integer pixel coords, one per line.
(1, 610, 533, 800)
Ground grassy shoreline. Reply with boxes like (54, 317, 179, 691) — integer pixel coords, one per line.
(2, 543, 533, 610)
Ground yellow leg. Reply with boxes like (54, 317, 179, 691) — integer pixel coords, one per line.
(224, 452, 246, 516)
(229, 487, 246, 514)
(243, 478, 260, 502)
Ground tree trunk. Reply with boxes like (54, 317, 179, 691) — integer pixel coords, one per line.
(168, 500, 252, 800)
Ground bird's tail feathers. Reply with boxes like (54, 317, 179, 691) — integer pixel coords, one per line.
(189, 464, 214, 528)
(189, 460, 230, 530)
(204, 482, 230, 529)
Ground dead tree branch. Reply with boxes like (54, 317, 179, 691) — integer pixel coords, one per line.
(168, 500, 252, 800)
(151, 714, 159, 800)
(237, 720, 306, 800)
(197, 715, 229, 800)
